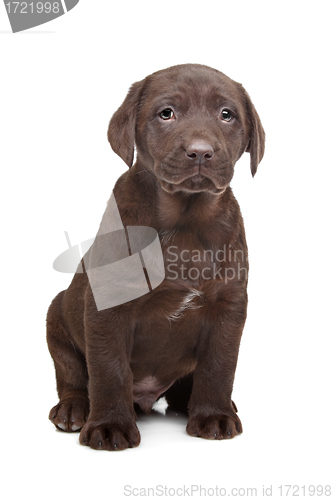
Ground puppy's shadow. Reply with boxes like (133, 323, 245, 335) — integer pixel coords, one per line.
(135, 398, 188, 426)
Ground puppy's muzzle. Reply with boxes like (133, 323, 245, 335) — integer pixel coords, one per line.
(159, 140, 227, 195)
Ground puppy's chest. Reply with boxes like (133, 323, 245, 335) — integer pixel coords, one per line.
(161, 231, 231, 285)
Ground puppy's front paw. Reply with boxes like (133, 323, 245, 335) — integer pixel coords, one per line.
(79, 420, 141, 451)
(186, 412, 242, 440)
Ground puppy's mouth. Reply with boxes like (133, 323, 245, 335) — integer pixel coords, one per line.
(160, 174, 226, 195)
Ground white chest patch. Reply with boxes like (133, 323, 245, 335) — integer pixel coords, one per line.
(167, 288, 203, 322)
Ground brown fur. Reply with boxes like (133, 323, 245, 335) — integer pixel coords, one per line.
(47, 64, 265, 450)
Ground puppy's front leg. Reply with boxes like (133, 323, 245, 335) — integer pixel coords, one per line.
(186, 287, 247, 440)
(79, 300, 140, 451)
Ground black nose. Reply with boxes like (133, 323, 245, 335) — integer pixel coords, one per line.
(186, 141, 214, 161)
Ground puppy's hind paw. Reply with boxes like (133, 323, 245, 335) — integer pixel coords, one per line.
(186, 413, 242, 440)
(49, 399, 89, 432)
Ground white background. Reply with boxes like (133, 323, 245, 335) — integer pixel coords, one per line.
(1, 1, 332, 498)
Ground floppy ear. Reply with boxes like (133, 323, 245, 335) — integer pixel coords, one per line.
(241, 88, 265, 177)
(107, 79, 145, 168)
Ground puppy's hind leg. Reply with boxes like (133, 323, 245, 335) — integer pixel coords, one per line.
(47, 291, 89, 432)
(164, 375, 193, 415)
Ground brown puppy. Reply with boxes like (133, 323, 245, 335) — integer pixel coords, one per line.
(47, 64, 265, 451)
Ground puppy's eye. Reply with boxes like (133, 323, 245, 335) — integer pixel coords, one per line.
(221, 109, 234, 122)
(159, 108, 174, 120)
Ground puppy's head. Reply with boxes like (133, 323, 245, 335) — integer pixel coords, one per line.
(108, 64, 265, 195)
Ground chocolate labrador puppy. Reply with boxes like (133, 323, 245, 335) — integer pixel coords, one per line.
(47, 64, 265, 450)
